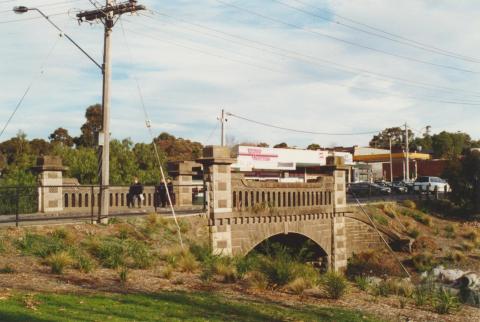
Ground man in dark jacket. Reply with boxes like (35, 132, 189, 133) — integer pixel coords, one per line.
(156, 180, 167, 208)
(129, 177, 144, 208)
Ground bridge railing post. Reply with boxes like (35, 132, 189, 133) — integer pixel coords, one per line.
(197, 146, 236, 256)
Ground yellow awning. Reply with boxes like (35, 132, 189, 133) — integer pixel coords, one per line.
(353, 152, 430, 163)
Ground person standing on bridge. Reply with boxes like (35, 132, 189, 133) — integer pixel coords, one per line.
(128, 177, 144, 208)
(167, 179, 176, 206)
(156, 180, 168, 208)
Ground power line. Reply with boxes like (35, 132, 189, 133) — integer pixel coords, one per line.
(290, 0, 480, 64)
(0, 11, 68, 24)
(274, 0, 480, 64)
(0, 37, 60, 140)
(118, 16, 184, 248)
(214, 0, 479, 74)
(144, 9, 480, 99)
(226, 112, 383, 136)
(124, 18, 480, 106)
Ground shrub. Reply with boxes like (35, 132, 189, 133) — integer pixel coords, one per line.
(71, 250, 95, 273)
(413, 285, 429, 307)
(214, 261, 238, 283)
(373, 214, 388, 226)
(0, 264, 15, 274)
(371, 278, 413, 298)
(402, 200, 416, 209)
(411, 236, 438, 252)
(444, 251, 466, 264)
(127, 240, 153, 269)
(50, 228, 73, 243)
(346, 251, 403, 277)
(354, 276, 370, 291)
(189, 243, 212, 262)
(432, 287, 459, 314)
(407, 228, 420, 239)
(320, 271, 348, 299)
(444, 225, 456, 239)
(119, 266, 128, 284)
(245, 271, 268, 290)
(257, 254, 298, 287)
(412, 253, 437, 272)
(159, 265, 173, 279)
(286, 277, 311, 295)
(235, 254, 259, 279)
(17, 233, 66, 258)
(45, 251, 73, 274)
(91, 238, 126, 269)
(176, 251, 199, 273)
(462, 231, 479, 243)
(460, 241, 475, 252)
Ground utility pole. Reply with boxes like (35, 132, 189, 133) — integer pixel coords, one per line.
(219, 109, 227, 146)
(389, 136, 393, 183)
(77, 0, 145, 223)
(404, 123, 410, 182)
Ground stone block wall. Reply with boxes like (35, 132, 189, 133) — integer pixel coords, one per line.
(344, 217, 385, 256)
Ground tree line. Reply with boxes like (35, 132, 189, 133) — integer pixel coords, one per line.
(0, 104, 203, 186)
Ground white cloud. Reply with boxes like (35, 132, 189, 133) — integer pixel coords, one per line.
(1, 0, 480, 148)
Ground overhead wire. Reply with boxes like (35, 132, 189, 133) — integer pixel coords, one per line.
(226, 112, 384, 136)
(0, 36, 61, 140)
(214, 0, 479, 74)
(142, 9, 480, 99)
(290, 0, 480, 64)
(123, 17, 480, 107)
(274, 0, 480, 64)
(118, 16, 184, 248)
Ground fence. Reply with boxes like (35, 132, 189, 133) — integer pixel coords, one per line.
(0, 184, 206, 226)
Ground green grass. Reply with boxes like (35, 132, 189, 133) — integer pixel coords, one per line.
(0, 291, 384, 322)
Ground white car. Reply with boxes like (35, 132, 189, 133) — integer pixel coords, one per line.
(413, 176, 450, 193)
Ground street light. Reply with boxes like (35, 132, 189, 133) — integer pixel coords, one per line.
(12, 6, 102, 70)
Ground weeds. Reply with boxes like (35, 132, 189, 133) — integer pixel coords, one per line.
(444, 225, 456, 239)
(320, 271, 348, 299)
(286, 277, 312, 295)
(158, 265, 173, 279)
(412, 253, 437, 272)
(354, 276, 370, 291)
(45, 251, 72, 274)
(119, 266, 128, 284)
(16, 232, 66, 258)
(433, 287, 459, 314)
(407, 228, 420, 239)
(402, 200, 416, 209)
(346, 251, 403, 277)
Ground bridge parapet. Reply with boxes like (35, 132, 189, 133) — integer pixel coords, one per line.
(231, 175, 335, 214)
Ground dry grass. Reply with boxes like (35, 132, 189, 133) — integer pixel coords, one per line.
(45, 251, 73, 274)
(285, 277, 312, 295)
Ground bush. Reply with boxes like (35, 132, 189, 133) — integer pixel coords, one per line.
(0, 264, 15, 274)
(412, 253, 437, 272)
(127, 240, 153, 269)
(159, 265, 173, 279)
(373, 214, 388, 226)
(407, 228, 420, 239)
(402, 200, 416, 209)
(245, 271, 268, 290)
(346, 251, 403, 277)
(214, 260, 238, 283)
(462, 230, 479, 243)
(411, 236, 438, 252)
(176, 251, 199, 273)
(119, 266, 128, 284)
(433, 287, 459, 314)
(257, 254, 298, 287)
(17, 233, 66, 258)
(371, 279, 413, 298)
(354, 276, 370, 291)
(444, 251, 466, 264)
(70, 250, 95, 273)
(413, 284, 429, 307)
(45, 251, 73, 274)
(286, 277, 312, 295)
(90, 238, 125, 268)
(444, 225, 456, 239)
(320, 271, 348, 299)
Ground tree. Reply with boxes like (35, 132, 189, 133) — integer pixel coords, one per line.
(273, 142, 288, 149)
(257, 142, 269, 147)
(74, 104, 102, 148)
(49, 127, 74, 147)
(411, 134, 432, 153)
(307, 143, 321, 150)
(155, 132, 203, 161)
(444, 149, 480, 212)
(431, 131, 474, 159)
(30, 139, 51, 156)
(369, 127, 414, 150)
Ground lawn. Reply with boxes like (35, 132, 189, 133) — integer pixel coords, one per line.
(0, 290, 383, 322)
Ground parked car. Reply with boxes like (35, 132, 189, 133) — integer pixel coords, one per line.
(413, 176, 450, 193)
(375, 181, 408, 194)
(348, 182, 391, 196)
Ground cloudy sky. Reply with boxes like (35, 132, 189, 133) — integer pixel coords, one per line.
(1, 0, 480, 148)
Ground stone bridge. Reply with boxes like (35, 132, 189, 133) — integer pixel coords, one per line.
(29, 148, 390, 271)
(197, 146, 387, 271)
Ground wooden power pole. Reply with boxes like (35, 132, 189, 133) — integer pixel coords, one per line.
(77, 1, 145, 223)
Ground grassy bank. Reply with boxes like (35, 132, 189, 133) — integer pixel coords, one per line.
(0, 291, 383, 322)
